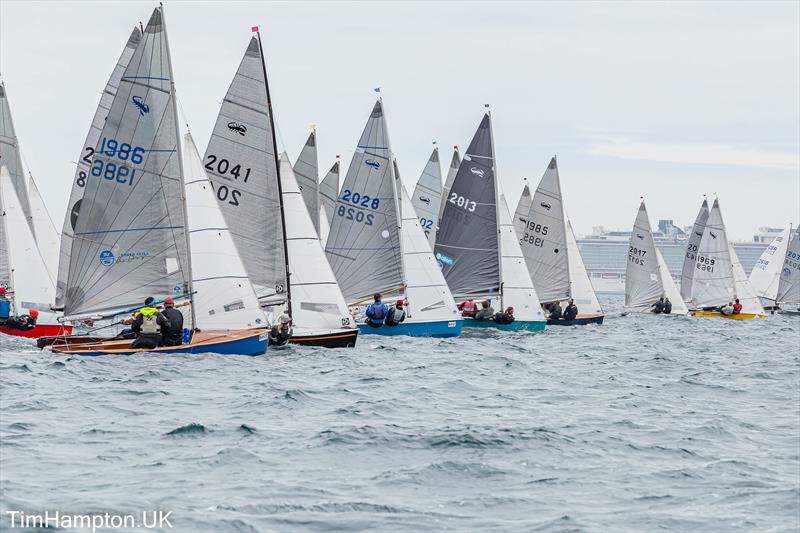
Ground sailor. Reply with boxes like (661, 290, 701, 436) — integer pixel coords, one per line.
(651, 297, 665, 314)
(160, 297, 184, 347)
(474, 300, 495, 321)
(124, 297, 169, 350)
(547, 300, 562, 320)
(0, 287, 10, 324)
(385, 299, 406, 326)
(732, 298, 743, 315)
(457, 299, 478, 318)
(563, 299, 578, 321)
(719, 302, 734, 316)
(364, 293, 388, 328)
(663, 297, 673, 314)
(4, 308, 38, 331)
(493, 307, 515, 325)
(268, 314, 292, 346)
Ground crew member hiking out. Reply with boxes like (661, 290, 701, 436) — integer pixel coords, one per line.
(563, 299, 578, 321)
(160, 297, 184, 347)
(268, 314, 292, 346)
(0, 287, 10, 325)
(4, 308, 38, 331)
(385, 299, 406, 326)
(365, 293, 388, 328)
(474, 300, 494, 321)
(123, 297, 169, 350)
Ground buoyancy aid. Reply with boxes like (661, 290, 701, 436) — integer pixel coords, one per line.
(139, 307, 161, 335)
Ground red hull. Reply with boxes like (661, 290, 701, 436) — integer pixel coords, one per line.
(0, 324, 74, 339)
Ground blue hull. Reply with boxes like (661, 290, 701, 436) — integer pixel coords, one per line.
(358, 319, 462, 337)
(461, 318, 546, 332)
(546, 315, 605, 326)
(60, 332, 268, 357)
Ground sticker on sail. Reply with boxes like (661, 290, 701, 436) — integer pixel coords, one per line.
(99, 250, 115, 267)
(227, 122, 247, 136)
(418, 195, 431, 205)
(131, 96, 149, 116)
(470, 167, 485, 178)
(365, 159, 380, 169)
(636, 234, 644, 240)
(540, 202, 551, 210)
(710, 232, 717, 239)
(435, 252, 454, 266)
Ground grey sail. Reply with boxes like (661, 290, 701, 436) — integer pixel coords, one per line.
(777, 227, 800, 305)
(440, 147, 461, 220)
(0, 80, 35, 237)
(324, 100, 403, 303)
(434, 114, 500, 298)
(203, 36, 286, 304)
(319, 159, 340, 229)
(64, 8, 190, 317)
(513, 157, 569, 302)
(411, 147, 442, 247)
(56, 26, 142, 308)
(0, 172, 9, 289)
(293, 130, 320, 233)
(680, 198, 709, 301)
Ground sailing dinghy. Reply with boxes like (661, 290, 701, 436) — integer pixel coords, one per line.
(513, 157, 603, 325)
(203, 32, 357, 347)
(51, 8, 269, 355)
(324, 100, 461, 337)
(686, 199, 766, 319)
(776, 227, 800, 315)
(749, 225, 792, 310)
(434, 113, 545, 331)
(411, 147, 443, 248)
(623, 200, 688, 315)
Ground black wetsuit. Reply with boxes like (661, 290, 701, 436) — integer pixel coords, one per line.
(268, 325, 291, 346)
(161, 307, 184, 347)
(493, 312, 515, 325)
(652, 301, 664, 314)
(663, 300, 672, 314)
(548, 304, 563, 320)
(563, 304, 578, 321)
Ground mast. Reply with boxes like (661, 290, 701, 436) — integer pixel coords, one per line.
(255, 28, 292, 317)
(161, 4, 196, 329)
(486, 106, 504, 307)
(381, 97, 408, 298)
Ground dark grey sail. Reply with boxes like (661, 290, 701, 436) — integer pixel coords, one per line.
(293, 130, 320, 233)
(203, 37, 286, 304)
(434, 114, 500, 298)
(319, 159, 340, 230)
(56, 26, 142, 308)
(0, 80, 35, 237)
(324, 100, 403, 303)
(64, 8, 190, 317)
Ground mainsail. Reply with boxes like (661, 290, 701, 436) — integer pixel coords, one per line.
(513, 157, 570, 302)
(411, 147, 442, 247)
(63, 8, 190, 318)
(203, 36, 286, 305)
(57, 26, 142, 307)
(690, 199, 733, 307)
(0, 80, 34, 236)
(434, 114, 500, 298)
(625, 201, 663, 309)
(749, 226, 791, 304)
(319, 158, 340, 233)
(680, 198, 709, 301)
(293, 130, 320, 234)
(324, 100, 403, 303)
(776, 227, 800, 305)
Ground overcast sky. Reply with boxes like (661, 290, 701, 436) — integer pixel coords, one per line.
(1, 1, 798, 240)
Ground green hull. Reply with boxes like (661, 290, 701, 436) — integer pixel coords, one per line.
(462, 318, 546, 332)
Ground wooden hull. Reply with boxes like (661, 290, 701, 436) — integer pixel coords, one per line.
(51, 329, 269, 356)
(546, 314, 605, 326)
(289, 329, 359, 348)
(690, 311, 766, 320)
(1, 323, 73, 339)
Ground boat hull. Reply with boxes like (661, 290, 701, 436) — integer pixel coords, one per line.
(290, 328, 358, 348)
(690, 311, 766, 320)
(51, 329, 269, 356)
(1, 324, 73, 339)
(546, 314, 605, 326)
(357, 319, 462, 337)
(461, 318, 546, 332)
(778, 309, 800, 316)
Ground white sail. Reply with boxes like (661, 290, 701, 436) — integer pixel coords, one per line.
(624, 201, 663, 310)
(1, 166, 57, 324)
(27, 174, 60, 285)
(183, 133, 266, 330)
(0, 81, 34, 237)
(748, 226, 791, 304)
(566, 219, 603, 314)
(440, 146, 460, 214)
(279, 154, 354, 331)
(398, 179, 460, 324)
(293, 131, 320, 234)
(729, 243, 765, 316)
(411, 148, 443, 248)
(319, 159, 340, 232)
(657, 249, 689, 315)
(680, 198, 709, 301)
(690, 199, 734, 307)
(776, 227, 800, 305)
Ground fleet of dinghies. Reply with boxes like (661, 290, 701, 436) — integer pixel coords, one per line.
(0, 6, 797, 354)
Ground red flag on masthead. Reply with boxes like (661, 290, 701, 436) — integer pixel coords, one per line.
(251, 26, 259, 33)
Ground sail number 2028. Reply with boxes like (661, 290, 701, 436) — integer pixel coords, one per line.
(336, 189, 379, 226)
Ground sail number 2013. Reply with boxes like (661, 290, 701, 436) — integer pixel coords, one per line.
(448, 193, 476, 212)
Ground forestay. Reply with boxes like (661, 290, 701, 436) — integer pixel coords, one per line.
(28, 175, 60, 285)
(1, 167, 57, 324)
(411, 148, 442, 248)
(64, 8, 190, 317)
(275, 154, 355, 330)
(293, 131, 320, 234)
(183, 133, 266, 330)
(680, 198, 709, 301)
(203, 36, 286, 305)
(776, 227, 800, 305)
(319, 159, 340, 234)
(434, 114, 500, 299)
(749, 226, 791, 303)
(690, 199, 733, 307)
(566, 219, 602, 314)
(324, 100, 403, 303)
(729, 243, 765, 315)
(56, 26, 142, 308)
(514, 157, 569, 302)
(625, 201, 663, 309)
(0, 81, 34, 236)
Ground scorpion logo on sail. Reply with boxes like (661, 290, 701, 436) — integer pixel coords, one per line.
(227, 122, 247, 136)
(470, 167, 485, 178)
(540, 202, 552, 210)
(419, 196, 431, 205)
(131, 96, 149, 116)
(710, 232, 717, 239)
(365, 159, 380, 169)
(636, 234, 644, 240)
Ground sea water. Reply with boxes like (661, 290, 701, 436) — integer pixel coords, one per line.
(1, 297, 798, 532)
